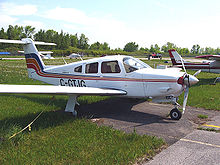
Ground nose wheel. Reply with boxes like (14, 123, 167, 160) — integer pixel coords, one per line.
(170, 108, 182, 120)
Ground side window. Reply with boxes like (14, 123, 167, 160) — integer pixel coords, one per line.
(85, 62, 98, 73)
(74, 65, 82, 73)
(101, 61, 121, 73)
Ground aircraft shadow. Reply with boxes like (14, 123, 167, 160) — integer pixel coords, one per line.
(0, 95, 173, 133)
(79, 97, 174, 125)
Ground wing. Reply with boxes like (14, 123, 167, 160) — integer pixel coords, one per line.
(0, 85, 127, 96)
(196, 55, 220, 61)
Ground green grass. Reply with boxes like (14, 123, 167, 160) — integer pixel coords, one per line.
(0, 119, 164, 164)
(0, 55, 25, 58)
(197, 114, 208, 119)
(0, 59, 165, 164)
(197, 127, 220, 133)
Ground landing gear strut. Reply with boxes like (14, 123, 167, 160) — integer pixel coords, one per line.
(170, 108, 182, 120)
(65, 95, 79, 116)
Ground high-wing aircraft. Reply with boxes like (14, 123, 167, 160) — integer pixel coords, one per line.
(0, 38, 200, 120)
(168, 49, 220, 74)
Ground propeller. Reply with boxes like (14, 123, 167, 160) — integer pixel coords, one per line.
(193, 69, 201, 77)
(182, 85, 189, 113)
(178, 57, 199, 114)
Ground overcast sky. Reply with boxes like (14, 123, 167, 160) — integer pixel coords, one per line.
(0, 0, 220, 49)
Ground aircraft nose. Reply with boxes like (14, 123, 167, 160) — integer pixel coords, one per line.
(188, 75, 199, 86)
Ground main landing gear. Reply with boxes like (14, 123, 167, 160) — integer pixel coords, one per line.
(65, 95, 79, 116)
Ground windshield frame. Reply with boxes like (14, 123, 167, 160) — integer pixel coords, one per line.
(123, 57, 151, 73)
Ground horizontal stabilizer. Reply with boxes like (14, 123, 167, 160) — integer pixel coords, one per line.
(0, 39, 56, 46)
(18, 51, 53, 54)
(0, 84, 127, 96)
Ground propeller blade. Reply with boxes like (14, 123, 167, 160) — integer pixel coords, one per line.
(193, 70, 201, 77)
(180, 56, 187, 73)
(182, 87, 189, 114)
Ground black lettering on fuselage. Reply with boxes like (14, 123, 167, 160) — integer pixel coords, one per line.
(60, 79, 65, 86)
(59, 79, 86, 87)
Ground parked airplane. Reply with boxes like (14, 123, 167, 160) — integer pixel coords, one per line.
(0, 38, 200, 120)
(40, 51, 54, 59)
(68, 53, 83, 60)
(168, 49, 220, 74)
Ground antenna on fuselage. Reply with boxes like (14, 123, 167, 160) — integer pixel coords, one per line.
(79, 56, 83, 61)
(62, 56, 67, 65)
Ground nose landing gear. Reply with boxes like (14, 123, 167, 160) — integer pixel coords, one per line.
(170, 108, 182, 120)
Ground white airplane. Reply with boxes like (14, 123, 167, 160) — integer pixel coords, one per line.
(168, 49, 220, 74)
(0, 38, 200, 120)
(40, 51, 54, 59)
(68, 53, 83, 59)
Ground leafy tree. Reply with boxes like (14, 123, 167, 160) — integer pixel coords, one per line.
(0, 28, 8, 49)
(90, 41, 101, 50)
(161, 42, 177, 52)
(139, 47, 149, 52)
(0, 28, 7, 39)
(70, 34, 78, 47)
(78, 33, 89, 49)
(179, 48, 189, 55)
(191, 44, 200, 54)
(202, 47, 214, 54)
(6, 25, 23, 39)
(22, 26, 35, 38)
(123, 42, 138, 52)
(34, 29, 46, 41)
(90, 42, 110, 50)
(149, 44, 160, 53)
(149, 45, 155, 53)
(154, 44, 160, 53)
(101, 42, 110, 50)
(215, 47, 220, 54)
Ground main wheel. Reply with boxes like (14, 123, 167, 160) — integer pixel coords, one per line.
(170, 108, 182, 120)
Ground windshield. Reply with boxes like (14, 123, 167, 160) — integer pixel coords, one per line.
(123, 57, 151, 73)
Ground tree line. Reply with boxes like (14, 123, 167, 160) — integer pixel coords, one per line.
(0, 25, 220, 56)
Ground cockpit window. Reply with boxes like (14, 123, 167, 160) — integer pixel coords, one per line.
(123, 57, 150, 73)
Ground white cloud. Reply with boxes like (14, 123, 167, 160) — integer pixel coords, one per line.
(0, 15, 17, 26)
(21, 20, 45, 30)
(0, 2, 37, 16)
(43, 7, 90, 25)
(42, 6, 141, 48)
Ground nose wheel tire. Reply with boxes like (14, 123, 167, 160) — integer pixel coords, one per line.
(170, 108, 182, 120)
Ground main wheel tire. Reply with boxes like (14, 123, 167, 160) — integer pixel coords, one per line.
(170, 108, 182, 120)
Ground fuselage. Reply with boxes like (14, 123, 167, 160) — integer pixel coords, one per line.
(26, 55, 185, 98)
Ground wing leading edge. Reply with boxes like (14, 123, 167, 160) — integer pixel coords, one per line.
(196, 55, 220, 61)
(0, 85, 127, 96)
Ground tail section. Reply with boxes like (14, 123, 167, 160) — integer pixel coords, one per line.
(21, 39, 45, 78)
(168, 49, 184, 65)
(0, 38, 56, 79)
